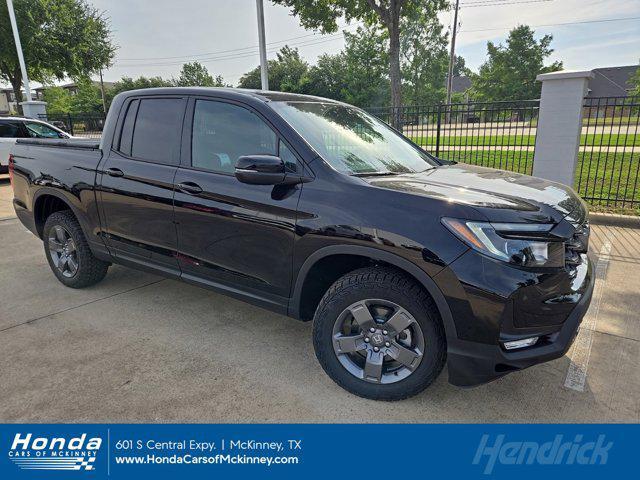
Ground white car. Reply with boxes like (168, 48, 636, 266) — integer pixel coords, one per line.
(0, 117, 71, 173)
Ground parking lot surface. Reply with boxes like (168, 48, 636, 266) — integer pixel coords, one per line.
(1, 178, 638, 422)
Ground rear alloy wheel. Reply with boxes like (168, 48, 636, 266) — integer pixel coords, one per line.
(48, 225, 79, 278)
(313, 267, 446, 401)
(43, 210, 109, 288)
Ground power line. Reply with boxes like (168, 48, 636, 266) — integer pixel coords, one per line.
(117, 24, 360, 62)
(461, 0, 554, 7)
(115, 35, 348, 67)
(460, 15, 640, 33)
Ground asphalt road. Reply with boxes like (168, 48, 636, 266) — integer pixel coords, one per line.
(1, 178, 638, 422)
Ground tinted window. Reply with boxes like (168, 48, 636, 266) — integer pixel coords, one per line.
(279, 140, 298, 173)
(131, 98, 184, 164)
(118, 99, 139, 155)
(24, 122, 61, 138)
(192, 100, 277, 174)
(0, 122, 22, 138)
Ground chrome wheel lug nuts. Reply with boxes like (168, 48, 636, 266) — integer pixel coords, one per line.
(373, 346, 379, 352)
(364, 337, 370, 343)
(382, 330, 388, 335)
(385, 342, 391, 347)
(369, 327, 375, 333)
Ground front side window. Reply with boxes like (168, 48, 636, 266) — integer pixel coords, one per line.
(24, 122, 61, 138)
(131, 98, 185, 164)
(271, 102, 437, 175)
(191, 100, 277, 174)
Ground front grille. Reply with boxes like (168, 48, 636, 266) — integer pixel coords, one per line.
(565, 222, 590, 267)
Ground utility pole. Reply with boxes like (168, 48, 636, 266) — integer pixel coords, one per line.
(6, 0, 33, 102)
(256, 0, 269, 90)
(445, 0, 460, 106)
(99, 69, 107, 113)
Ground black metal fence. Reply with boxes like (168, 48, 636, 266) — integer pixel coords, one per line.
(577, 96, 640, 210)
(368, 100, 540, 175)
(38, 113, 106, 139)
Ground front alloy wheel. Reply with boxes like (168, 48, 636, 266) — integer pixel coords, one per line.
(333, 300, 425, 384)
(313, 267, 446, 401)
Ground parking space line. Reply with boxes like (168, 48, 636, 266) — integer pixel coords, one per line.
(564, 237, 614, 392)
(0, 279, 167, 333)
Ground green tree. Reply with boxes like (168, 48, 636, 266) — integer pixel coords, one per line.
(239, 46, 309, 92)
(105, 76, 172, 108)
(305, 26, 389, 107)
(173, 61, 225, 87)
(400, 6, 449, 105)
(471, 25, 563, 101)
(42, 86, 72, 114)
(69, 79, 103, 113)
(270, 0, 448, 127)
(0, 0, 115, 114)
(453, 56, 471, 77)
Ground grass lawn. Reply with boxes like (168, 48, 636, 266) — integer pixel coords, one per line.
(437, 150, 640, 214)
(410, 133, 640, 148)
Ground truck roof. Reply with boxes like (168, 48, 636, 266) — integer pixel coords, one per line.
(116, 87, 341, 105)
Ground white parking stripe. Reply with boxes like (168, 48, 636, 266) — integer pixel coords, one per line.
(564, 238, 613, 392)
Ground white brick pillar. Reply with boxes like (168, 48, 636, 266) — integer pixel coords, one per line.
(533, 70, 594, 187)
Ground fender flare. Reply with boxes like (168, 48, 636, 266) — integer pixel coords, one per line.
(32, 188, 90, 239)
(288, 245, 458, 342)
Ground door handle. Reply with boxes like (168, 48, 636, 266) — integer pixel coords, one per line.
(176, 182, 203, 195)
(104, 167, 124, 177)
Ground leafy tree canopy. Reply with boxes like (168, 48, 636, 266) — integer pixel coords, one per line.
(238, 46, 309, 92)
(0, 0, 115, 113)
(471, 25, 562, 101)
(173, 61, 225, 87)
(270, 0, 448, 125)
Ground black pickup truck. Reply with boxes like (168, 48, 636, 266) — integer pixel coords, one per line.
(10, 88, 594, 400)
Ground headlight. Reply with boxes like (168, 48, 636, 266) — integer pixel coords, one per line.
(442, 218, 565, 268)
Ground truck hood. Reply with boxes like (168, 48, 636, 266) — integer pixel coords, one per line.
(364, 163, 586, 224)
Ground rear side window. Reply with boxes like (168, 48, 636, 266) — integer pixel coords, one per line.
(118, 99, 139, 155)
(0, 122, 22, 138)
(130, 98, 185, 164)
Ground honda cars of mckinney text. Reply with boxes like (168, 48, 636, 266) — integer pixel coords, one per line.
(10, 88, 593, 400)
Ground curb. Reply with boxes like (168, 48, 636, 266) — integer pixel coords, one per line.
(589, 212, 640, 229)
(0, 215, 17, 222)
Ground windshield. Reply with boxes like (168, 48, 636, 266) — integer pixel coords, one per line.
(270, 101, 437, 175)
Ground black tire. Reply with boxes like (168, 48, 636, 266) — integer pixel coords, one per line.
(313, 266, 446, 401)
(43, 210, 109, 288)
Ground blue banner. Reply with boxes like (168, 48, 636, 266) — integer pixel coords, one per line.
(0, 424, 636, 479)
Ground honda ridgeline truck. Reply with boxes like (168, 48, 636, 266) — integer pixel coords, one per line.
(10, 88, 594, 400)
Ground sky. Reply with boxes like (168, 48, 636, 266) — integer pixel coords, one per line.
(8, 0, 640, 87)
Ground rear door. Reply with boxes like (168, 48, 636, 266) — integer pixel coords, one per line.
(173, 97, 303, 308)
(97, 96, 187, 273)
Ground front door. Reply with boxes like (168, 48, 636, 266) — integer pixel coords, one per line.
(98, 96, 186, 273)
(173, 98, 302, 309)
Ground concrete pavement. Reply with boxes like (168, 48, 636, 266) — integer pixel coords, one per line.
(0, 178, 638, 422)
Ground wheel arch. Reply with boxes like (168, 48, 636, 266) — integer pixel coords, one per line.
(33, 189, 84, 239)
(289, 245, 458, 342)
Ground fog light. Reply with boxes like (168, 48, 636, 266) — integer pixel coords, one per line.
(503, 337, 539, 350)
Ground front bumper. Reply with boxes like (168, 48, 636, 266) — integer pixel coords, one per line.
(435, 251, 594, 387)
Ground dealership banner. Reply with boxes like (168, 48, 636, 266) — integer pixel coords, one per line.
(0, 424, 636, 479)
